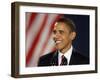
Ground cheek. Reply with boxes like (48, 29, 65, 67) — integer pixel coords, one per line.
(63, 36, 71, 42)
(62, 34, 68, 39)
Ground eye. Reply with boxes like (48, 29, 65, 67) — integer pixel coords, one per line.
(59, 30, 64, 34)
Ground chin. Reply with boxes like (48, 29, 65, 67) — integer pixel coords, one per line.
(56, 46, 63, 51)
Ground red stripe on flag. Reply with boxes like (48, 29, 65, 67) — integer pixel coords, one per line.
(26, 14, 48, 65)
(26, 13, 37, 34)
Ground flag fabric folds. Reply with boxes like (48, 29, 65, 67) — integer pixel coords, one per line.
(26, 13, 62, 67)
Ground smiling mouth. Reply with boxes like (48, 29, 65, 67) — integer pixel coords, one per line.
(55, 40, 62, 44)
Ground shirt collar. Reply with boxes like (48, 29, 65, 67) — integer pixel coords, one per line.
(58, 46, 73, 65)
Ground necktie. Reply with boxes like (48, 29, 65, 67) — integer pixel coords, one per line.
(60, 55, 68, 65)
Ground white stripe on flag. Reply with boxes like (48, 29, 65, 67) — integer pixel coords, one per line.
(26, 13, 46, 55)
(26, 13, 60, 67)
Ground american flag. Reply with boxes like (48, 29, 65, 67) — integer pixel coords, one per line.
(26, 12, 62, 67)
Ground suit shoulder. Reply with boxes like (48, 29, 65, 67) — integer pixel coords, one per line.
(73, 49, 88, 58)
(38, 51, 56, 66)
(39, 51, 55, 60)
(71, 49, 89, 64)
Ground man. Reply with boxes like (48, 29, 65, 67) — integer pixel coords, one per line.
(38, 17, 89, 66)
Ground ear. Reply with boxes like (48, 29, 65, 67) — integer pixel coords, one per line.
(70, 32, 76, 40)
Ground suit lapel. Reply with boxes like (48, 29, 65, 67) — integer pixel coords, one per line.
(69, 49, 77, 65)
(50, 51, 58, 66)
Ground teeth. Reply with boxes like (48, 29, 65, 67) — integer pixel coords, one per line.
(55, 41, 61, 43)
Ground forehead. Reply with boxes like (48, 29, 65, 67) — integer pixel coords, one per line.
(53, 22, 70, 30)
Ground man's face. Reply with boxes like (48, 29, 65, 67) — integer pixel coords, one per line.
(52, 22, 76, 53)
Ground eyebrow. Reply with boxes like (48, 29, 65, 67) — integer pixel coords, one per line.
(59, 30, 64, 32)
(52, 30, 65, 33)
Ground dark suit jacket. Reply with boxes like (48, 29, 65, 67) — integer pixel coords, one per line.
(38, 49, 89, 66)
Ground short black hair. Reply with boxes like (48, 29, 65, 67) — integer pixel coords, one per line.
(56, 17, 76, 32)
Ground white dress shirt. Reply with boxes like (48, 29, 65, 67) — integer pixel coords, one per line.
(58, 46, 73, 65)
